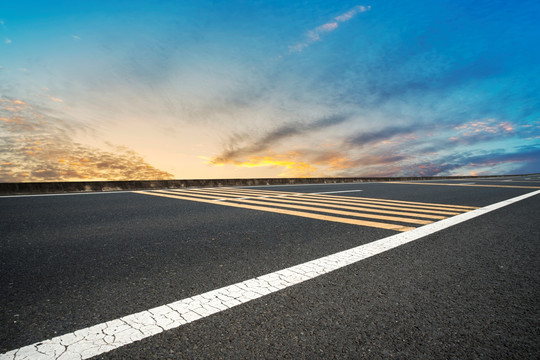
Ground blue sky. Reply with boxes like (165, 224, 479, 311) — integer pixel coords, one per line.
(1, 0, 539, 181)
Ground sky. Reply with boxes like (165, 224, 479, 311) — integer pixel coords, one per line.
(1, 0, 539, 182)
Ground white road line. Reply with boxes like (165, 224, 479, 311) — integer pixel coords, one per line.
(309, 190, 363, 195)
(2, 190, 539, 360)
(458, 182, 476, 185)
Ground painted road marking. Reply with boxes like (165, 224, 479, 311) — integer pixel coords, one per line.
(310, 190, 364, 195)
(3, 190, 538, 360)
(211, 197, 433, 225)
(137, 190, 416, 232)
(184, 187, 477, 210)
(133, 189, 475, 231)
(228, 197, 447, 220)
(194, 189, 465, 218)
(389, 182, 540, 189)
(199, 189, 462, 218)
(293, 195, 469, 213)
(205, 191, 447, 220)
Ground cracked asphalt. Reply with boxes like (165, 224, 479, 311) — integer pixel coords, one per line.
(1, 177, 539, 359)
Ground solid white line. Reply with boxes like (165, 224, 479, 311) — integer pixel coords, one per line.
(2, 190, 539, 360)
(309, 190, 364, 195)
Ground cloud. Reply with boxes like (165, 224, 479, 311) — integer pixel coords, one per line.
(210, 114, 349, 165)
(208, 113, 538, 178)
(71, 35, 81, 40)
(335, 5, 371, 22)
(289, 4, 371, 53)
(345, 124, 419, 148)
(5, 38, 11, 44)
(0, 97, 174, 182)
(49, 96, 64, 103)
(448, 119, 515, 144)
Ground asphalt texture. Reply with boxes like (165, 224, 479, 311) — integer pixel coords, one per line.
(1, 176, 539, 359)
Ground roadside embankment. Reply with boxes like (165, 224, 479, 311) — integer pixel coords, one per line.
(0, 175, 529, 195)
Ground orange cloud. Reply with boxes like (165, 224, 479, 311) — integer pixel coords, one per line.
(450, 118, 516, 144)
(0, 97, 174, 182)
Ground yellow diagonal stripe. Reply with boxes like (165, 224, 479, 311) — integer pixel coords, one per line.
(193, 187, 478, 210)
(226, 198, 433, 225)
(180, 188, 471, 213)
(292, 196, 461, 215)
(162, 189, 436, 224)
(223, 196, 446, 220)
(197, 188, 298, 197)
(297, 193, 477, 210)
(168, 188, 259, 199)
(199, 188, 448, 219)
(134, 191, 415, 232)
(295, 194, 468, 213)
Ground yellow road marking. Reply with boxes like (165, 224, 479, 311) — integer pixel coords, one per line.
(226, 196, 446, 220)
(296, 194, 470, 213)
(134, 191, 415, 232)
(168, 188, 264, 199)
(225, 198, 433, 225)
(297, 193, 477, 209)
(289, 195, 461, 215)
(159, 188, 466, 216)
(388, 182, 540, 189)
(157, 190, 261, 201)
(184, 188, 476, 212)
(159, 190, 433, 224)
(198, 188, 298, 197)
(198, 189, 449, 219)
(205, 187, 478, 209)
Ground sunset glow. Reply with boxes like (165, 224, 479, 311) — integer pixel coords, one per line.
(1, 1, 539, 181)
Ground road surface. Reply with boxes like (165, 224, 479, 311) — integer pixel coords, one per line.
(1, 176, 539, 359)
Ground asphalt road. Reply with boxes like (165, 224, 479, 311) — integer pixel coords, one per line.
(1, 176, 539, 359)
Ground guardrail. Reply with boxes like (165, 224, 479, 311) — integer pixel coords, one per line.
(0, 174, 534, 195)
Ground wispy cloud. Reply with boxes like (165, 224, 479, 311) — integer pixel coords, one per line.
(71, 35, 81, 40)
(289, 5, 371, 53)
(4, 38, 11, 45)
(210, 114, 349, 165)
(49, 96, 64, 103)
(449, 119, 515, 144)
(345, 124, 419, 148)
(0, 98, 174, 182)
(207, 113, 538, 178)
